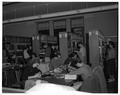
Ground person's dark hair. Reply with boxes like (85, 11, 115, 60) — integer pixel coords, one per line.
(24, 45, 28, 49)
(77, 42, 83, 48)
(78, 42, 83, 45)
(57, 52, 61, 56)
(69, 58, 80, 69)
(109, 41, 115, 48)
(72, 52, 79, 58)
(32, 53, 37, 57)
(53, 54, 58, 58)
(68, 53, 73, 58)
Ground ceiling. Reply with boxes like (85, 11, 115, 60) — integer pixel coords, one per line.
(3, 2, 118, 20)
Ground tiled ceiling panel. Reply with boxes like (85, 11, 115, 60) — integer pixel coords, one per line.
(71, 2, 87, 10)
(35, 4, 47, 15)
(16, 6, 34, 18)
(48, 2, 71, 13)
(3, 2, 118, 20)
(3, 11, 6, 20)
(5, 10, 15, 20)
(86, 2, 117, 8)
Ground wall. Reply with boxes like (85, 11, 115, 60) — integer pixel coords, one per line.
(3, 21, 37, 37)
(3, 10, 118, 38)
(3, 2, 117, 20)
(3, 10, 118, 56)
(84, 10, 118, 42)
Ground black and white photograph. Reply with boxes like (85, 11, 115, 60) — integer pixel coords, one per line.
(2, 1, 118, 94)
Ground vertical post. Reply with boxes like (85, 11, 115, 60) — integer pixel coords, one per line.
(59, 32, 68, 61)
(66, 19, 72, 52)
(66, 19, 71, 33)
(32, 23, 40, 56)
(83, 16, 86, 46)
(49, 21, 54, 36)
(59, 19, 71, 60)
(32, 34, 36, 53)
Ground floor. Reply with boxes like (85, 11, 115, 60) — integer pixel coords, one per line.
(107, 79, 118, 93)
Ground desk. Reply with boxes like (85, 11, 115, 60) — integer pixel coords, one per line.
(25, 73, 77, 90)
(2, 87, 26, 93)
(41, 77, 73, 86)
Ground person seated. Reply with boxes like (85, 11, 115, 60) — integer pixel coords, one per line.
(64, 53, 74, 65)
(49, 53, 63, 71)
(24, 57, 51, 90)
(36, 57, 50, 74)
(20, 54, 41, 89)
(21, 60, 41, 80)
(63, 52, 80, 73)
(23, 58, 42, 90)
(75, 42, 86, 64)
(67, 60, 101, 93)
(23, 46, 31, 64)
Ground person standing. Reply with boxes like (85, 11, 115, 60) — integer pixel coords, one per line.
(27, 45, 33, 58)
(23, 46, 30, 64)
(106, 41, 116, 82)
(49, 53, 63, 71)
(50, 45, 58, 59)
(68, 61, 101, 93)
(76, 42, 86, 64)
(43, 44, 51, 58)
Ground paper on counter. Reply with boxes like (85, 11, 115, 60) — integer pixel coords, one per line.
(65, 74, 77, 80)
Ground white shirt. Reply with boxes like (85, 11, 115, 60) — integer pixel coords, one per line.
(24, 49, 30, 59)
(37, 63, 49, 74)
(77, 46, 86, 63)
(79, 46, 86, 57)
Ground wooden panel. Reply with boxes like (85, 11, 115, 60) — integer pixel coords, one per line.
(54, 20, 66, 29)
(71, 18, 84, 28)
(38, 22, 49, 30)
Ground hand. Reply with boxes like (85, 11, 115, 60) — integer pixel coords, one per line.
(44, 71, 50, 75)
(33, 63, 39, 68)
(73, 82, 83, 90)
(28, 72, 41, 79)
(68, 66, 76, 72)
(34, 72, 41, 78)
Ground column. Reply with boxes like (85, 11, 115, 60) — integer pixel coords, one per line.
(66, 19, 71, 33)
(49, 21, 54, 36)
(32, 23, 40, 56)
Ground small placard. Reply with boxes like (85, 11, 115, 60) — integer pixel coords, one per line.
(59, 34, 62, 38)
(65, 74, 77, 80)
